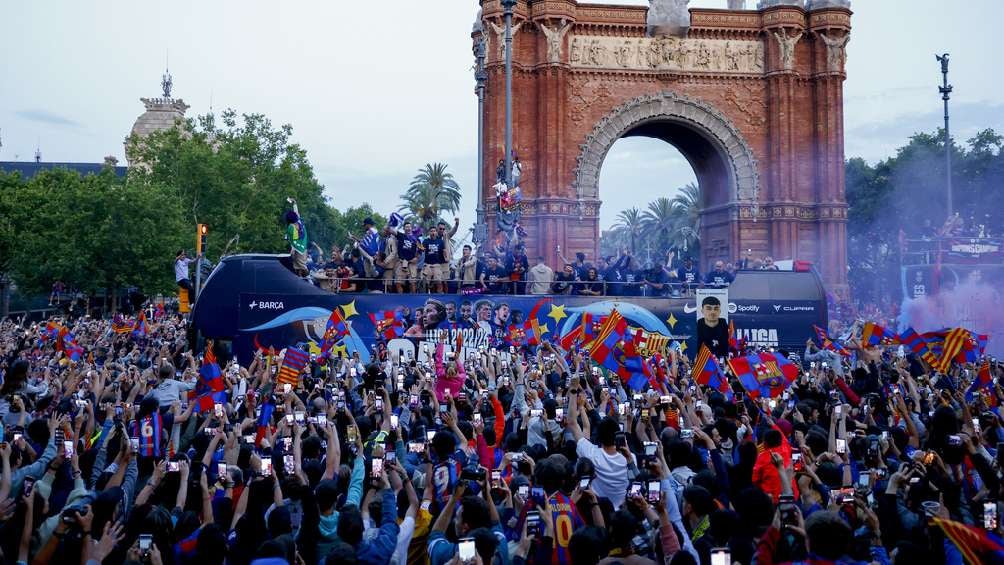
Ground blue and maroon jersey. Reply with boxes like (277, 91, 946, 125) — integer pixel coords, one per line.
(548, 491, 585, 565)
(131, 413, 163, 458)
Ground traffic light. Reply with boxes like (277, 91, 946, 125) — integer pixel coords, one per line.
(197, 224, 208, 255)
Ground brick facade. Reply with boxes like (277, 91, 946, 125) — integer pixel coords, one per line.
(476, 0, 851, 292)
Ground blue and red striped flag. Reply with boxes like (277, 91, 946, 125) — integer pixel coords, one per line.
(277, 347, 309, 388)
(728, 352, 798, 400)
(369, 310, 405, 340)
(132, 311, 149, 340)
(692, 344, 733, 400)
(255, 399, 275, 447)
(861, 322, 898, 347)
(319, 309, 350, 357)
(191, 343, 227, 412)
(813, 325, 850, 356)
(898, 327, 931, 355)
(965, 360, 996, 406)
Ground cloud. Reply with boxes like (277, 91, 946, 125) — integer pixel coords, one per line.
(845, 101, 1004, 163)
(16, 109, 82, 128)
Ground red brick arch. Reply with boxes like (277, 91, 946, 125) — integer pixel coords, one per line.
(477, 0, 851, 291)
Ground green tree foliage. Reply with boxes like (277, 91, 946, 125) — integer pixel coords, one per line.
(398, 163, 462, 229)
(2, 168, 187, 296)
(846, 128, 1004, 301)
(129, 110, 336, 259)
(600, 182, 702, 261)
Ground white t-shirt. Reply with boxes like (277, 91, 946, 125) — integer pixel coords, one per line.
(576, 437, 630, 508)
(175, 257, 193, 282)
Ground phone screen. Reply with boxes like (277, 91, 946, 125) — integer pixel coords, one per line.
(711, 548, 731, 565)
(647, 480, 661, 503)
(578, 477, 591, 490)
(985, 502, 998, 530)
(371, 458, 384, 478)
(458, 538, 476, 561)
(260, 458, 273, 476)
(836, 438, 847, 454)
(139, 534, 153, 552)
(63, 440, 75, 458)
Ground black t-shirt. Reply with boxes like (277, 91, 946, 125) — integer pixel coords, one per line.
(484, 265, 510, 293)
(677, 267, 699, 285)
(697, 318, 730, 359)
(424, 238, 445, 264)
(704, 269, 734, 287)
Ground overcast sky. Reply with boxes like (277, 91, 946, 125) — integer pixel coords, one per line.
(1, 0, 1001, 233)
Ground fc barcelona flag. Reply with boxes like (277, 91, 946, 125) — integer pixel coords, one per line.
(728, 352, 798, 399)
(813, 325, 850, 356)
(193, 342, 228, 412)
(132, 311, 149, 339)
(861, 322, 898, 347)
(692, 344, 733, 400)
(277, 347, 309, 388)
(369, 310, 405, 340)
(319, 309, 350, 357)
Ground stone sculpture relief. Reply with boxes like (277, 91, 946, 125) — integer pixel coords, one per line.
(539, 20, 573, 64)
(488, 20, 524, 61)
(818, 32, 850, 72)
(772, 28, 802, 71)
(568, 35, 764, 74)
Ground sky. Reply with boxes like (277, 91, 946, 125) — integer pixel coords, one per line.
(1, 0, 1001, 234)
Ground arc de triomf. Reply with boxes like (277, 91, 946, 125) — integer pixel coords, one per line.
(476, 0, 852, 290)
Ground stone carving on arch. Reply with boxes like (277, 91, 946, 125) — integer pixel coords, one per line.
(572, 92, 760, 208)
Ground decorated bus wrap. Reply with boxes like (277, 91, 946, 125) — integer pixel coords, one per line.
(231, 292, 825, 366)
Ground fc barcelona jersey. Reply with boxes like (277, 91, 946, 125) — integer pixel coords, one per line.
(131, 413, 164, 458)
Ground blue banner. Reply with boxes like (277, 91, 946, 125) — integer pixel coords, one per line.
(231, 292, 825, 365)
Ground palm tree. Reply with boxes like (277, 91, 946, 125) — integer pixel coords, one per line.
(641, 197, 676, 255)
(613, 207, 644, 254)
(398, 163, 462, 229)
(669, 182, 701, 252)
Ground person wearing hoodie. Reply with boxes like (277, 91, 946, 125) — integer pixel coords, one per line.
(526, 256, 554, 295)
(336, 464, 401, 565)
(308, 455, 366, 563)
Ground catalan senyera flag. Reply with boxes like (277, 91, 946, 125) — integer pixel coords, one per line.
(277, 347, 309, 388)
(932, 516, 1004, 565)
(112, 315, 134, 334)
(931, 327, 969, 373)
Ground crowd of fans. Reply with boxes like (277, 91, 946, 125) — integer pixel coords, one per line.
(1, 309, 1003, 565)
(299, 217, 787, 297)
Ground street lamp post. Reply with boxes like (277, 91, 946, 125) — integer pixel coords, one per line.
(474, 36, 488, 250)
(502, 0, 516, 188)
(936, 53, 953, 218)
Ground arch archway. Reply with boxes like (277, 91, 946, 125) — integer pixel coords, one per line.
(576, 92, 760, 261)
(476, 0, 851, 290)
